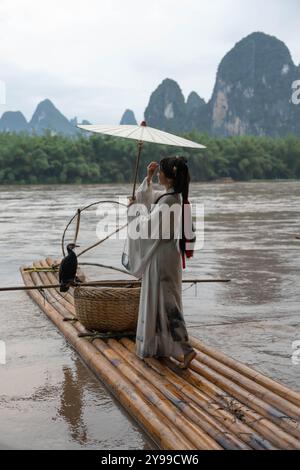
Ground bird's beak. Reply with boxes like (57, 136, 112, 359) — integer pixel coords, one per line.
(75, 244, 80, 248)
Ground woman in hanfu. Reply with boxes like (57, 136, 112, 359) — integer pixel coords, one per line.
(122, 156, 197, 369)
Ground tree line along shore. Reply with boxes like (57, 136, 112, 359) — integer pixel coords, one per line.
(0, 131, 299, 185)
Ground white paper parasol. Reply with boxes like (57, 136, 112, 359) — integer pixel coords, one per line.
(77, 120, 206, 198)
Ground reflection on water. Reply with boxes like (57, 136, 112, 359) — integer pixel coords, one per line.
(58, 363, 88, 445)
(0, 180, 300, 449)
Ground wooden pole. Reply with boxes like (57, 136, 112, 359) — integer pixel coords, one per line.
(77, 223, 128, 258)
(0, 280, 138, 292)
(0, 277, 231, 293)
(79, 262, 134, 277)
(132, 140, 144, 200)
(73, 209, 81, 245)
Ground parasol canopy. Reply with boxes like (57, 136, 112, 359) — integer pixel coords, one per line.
(77, 122, 206, 148)
(77, 120, 206, 197)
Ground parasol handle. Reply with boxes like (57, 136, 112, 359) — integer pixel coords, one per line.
(132, 140, 144, 199)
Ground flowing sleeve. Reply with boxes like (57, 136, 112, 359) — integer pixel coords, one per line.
(135, 177, 165, 211)
(121, 194, 181, 278)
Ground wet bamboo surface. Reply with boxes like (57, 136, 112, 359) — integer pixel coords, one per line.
(19, 258, 300, 450)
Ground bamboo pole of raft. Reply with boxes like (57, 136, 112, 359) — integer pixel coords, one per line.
(189, 337, 300, 409)
(92, 339, 223, 450)
(186, 355, 300, 440)
(104, 339, 275, 450)
(32, 261, 237, 449)
(34, 261, 300, 441)
(121, 338, 300, 450)
(35, 264, 255, 450)
(20, 268, 198, 450)
(31, 261, 270, 449)
(29, 265, 93, 335)
(36, 261, 300, 449)
(29, 269, 203, 450)
(28, 263, 224, 450)
(188, 348, 300, 422)
(20, 259, 300, 449)
(23, 268, 193, 450)
(93, 340, 248, 450)
(36, 258, 300, 420)
(126, 338, 300, 450)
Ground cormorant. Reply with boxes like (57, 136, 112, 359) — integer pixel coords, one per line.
(59, 243, 79, 292)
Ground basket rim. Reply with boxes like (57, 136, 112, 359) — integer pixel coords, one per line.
(74, 285, 141, 292)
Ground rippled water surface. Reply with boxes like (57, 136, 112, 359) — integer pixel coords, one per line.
(0, 180, 300, 449)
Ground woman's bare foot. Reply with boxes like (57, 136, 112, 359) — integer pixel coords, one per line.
(179, 350, 197, 369)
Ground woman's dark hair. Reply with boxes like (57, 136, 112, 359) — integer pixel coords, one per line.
(159, 156, 190, 201)
(159, 156, 195, 265)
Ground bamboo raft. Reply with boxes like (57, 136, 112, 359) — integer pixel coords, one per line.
(20, 258, 300, 450)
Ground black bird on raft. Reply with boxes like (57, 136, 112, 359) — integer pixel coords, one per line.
(59, 243, 80, 292)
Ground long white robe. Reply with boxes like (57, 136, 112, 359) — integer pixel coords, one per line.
(122, 177, 194, 359)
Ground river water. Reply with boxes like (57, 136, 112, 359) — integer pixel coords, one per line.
(0, 180, 300, 449)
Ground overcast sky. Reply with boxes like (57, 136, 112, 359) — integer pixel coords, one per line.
(0, 0, 299, 124)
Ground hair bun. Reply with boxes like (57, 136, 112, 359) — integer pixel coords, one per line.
(177, 157, 188, 170)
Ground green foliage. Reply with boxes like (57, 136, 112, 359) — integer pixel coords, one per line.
(0, 131, 299, 184)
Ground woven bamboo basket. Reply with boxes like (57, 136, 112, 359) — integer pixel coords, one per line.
(73, 285, 140, 332)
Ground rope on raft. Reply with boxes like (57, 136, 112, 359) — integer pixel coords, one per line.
(24, 267, 59, 273)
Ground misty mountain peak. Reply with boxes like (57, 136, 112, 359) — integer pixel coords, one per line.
(120, 109, 137, 125)
(144, 78, 186, 132)
(29, 99, 77, 135)
(210, 31, 299, 136)
(0, 111, 28, 132)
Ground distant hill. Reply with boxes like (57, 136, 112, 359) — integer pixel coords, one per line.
(29, 99, 77, 135)
(0, 99, 89, 136)
(2, 32, 300, 138)
(141, 32, 300, 137)
(209, 32, 300, 137)
(0, 111, 29, 133)
(144, 78, 186, 133)
(120, 109, 137, 125)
